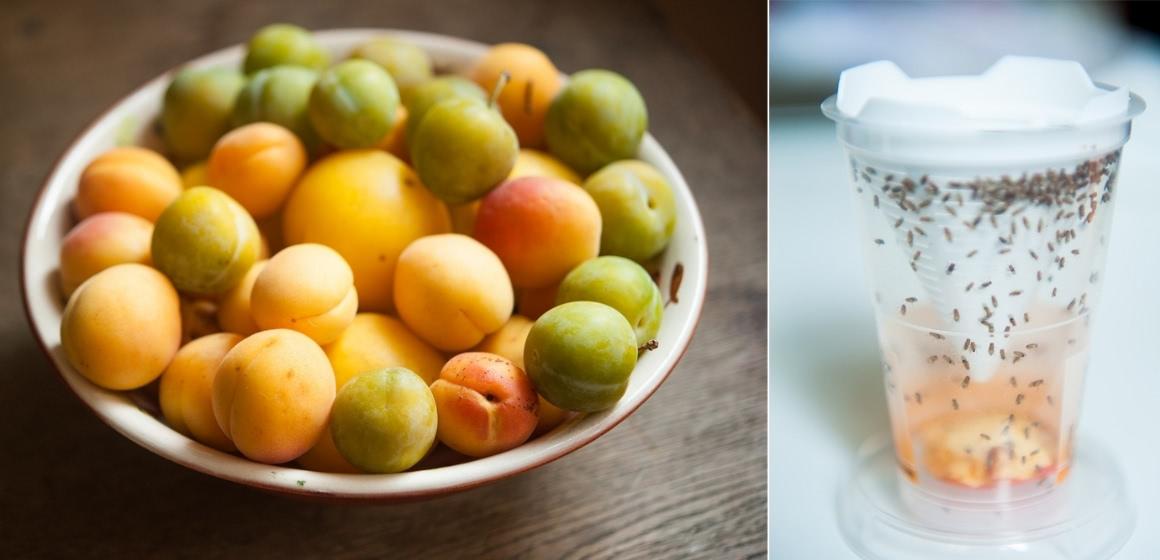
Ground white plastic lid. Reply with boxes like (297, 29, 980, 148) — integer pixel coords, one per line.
(835, 56, 1129, 131)
(822, 57, 1144, 167)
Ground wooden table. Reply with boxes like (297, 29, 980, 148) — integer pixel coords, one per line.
(0, 1, 767, 557)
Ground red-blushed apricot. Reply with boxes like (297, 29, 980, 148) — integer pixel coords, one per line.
(250, 244, 358, 345)
(470, 43, 563, 148)
(515, 283, 559, 320)
(447, 149, 583, 235)
(159, 333, 243, 452)
(59, 212, 153, 298)
(60, 264, 182, 390)
(212, 329, 336, 464)
(282, 150, 451, 311)
(474, 176, 601, 288)
(216, 260, 266, 336)
(207, 122, 307, 219)
(430, 352, 538, 457)
(75, 147, 182, 222)
(474, 316, 570, 434)
(394, 234, 513, 352)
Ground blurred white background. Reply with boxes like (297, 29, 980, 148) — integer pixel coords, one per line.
(769, 2, 1160, 558)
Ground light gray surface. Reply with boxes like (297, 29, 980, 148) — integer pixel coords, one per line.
(770, 39, 1160, 559)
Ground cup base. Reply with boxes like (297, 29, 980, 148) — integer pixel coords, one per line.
(837, 433, 1134, 559)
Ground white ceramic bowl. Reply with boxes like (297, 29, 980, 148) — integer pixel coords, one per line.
(21, 29, 707, 500)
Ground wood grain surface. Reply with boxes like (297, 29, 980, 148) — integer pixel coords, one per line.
(0, 1, 767, 557)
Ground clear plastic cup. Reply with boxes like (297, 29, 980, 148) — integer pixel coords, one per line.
(822, 91, 1145, 507)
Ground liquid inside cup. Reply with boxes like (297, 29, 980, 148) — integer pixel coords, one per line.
(851, 151, 1121, 502)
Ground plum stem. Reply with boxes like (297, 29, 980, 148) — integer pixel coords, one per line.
(489, 71, 510, 110)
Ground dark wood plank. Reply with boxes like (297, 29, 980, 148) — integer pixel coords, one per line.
(0, 0, 766, 557)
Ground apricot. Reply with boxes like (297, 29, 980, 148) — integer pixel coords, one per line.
(297, 428, 361, 474)
(330, 367, 437, 473)
(431, 352, 538, 457)
(470, 43, 563, 147)
(251, 244, 357, 345)
(282, 150, 451, 311)
(474, 315, 534, 367)
(375, 105, 409, 161)
(447, 149, 582, 234)
(216, 260, 266, 336)
(509, 148, 582, 184)
(159, 333, 243, 452)
(206, 122, 307, 219)
(60, 264, 182, 390)
(474, 316, 569, 434)
(181, 161, 208, 189)
(212, 329, 336, 463)
(534, 396, 571, 435)
(75, 147, 182, 222)
(394, 234, 513, 352)
(325, 313, 445, 386)
(151, 187, 261, 295)
(59, 212, 153, 298)
(473, 176, 601, 288)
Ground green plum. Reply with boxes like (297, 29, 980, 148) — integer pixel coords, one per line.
(403, 76, 487, 149)
(349, 37, 433, 101)
(308, 60, 400, 149)
(151, 187, 261, 295)
(583, 160, 676, 262)
(243, 23, 329, 74)
(411, 97, 518, 204)
(161, 67, 245, 162)
(545, 69, 648, 174)
(556, 256, 662, 345)
(232, 65, 321, 152)
(330, 367, 438, 473)
(524, 301, 637, 412)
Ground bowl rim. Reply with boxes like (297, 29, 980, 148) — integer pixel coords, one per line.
(20, 28, 709, 500)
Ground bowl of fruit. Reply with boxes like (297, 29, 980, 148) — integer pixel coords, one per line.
(21, 25, 707, 500)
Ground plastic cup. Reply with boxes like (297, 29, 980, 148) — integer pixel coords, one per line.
(823, 90, 1144, 503)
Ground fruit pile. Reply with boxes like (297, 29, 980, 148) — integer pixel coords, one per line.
(57, 24, 678, 474)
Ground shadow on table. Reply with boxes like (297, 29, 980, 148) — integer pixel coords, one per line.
(776, 311, 889, 453)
